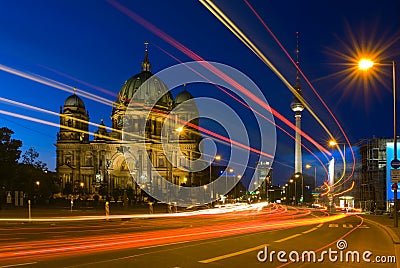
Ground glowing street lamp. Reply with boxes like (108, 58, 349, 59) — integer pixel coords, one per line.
(328, 139, 346, 173)
(358, 58, 374, 70)
(358, 58, 398, 227)
(305, 164, 317, 190)
(209, 155, 221, 199)
(226, 168, 234, 195)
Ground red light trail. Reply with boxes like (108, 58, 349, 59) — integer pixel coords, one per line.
(107, 0, 333, 159)
(0, 207, 347, 264)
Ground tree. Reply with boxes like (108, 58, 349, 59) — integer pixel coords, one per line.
(17, 147, 53, 200)
(0, 127, 22, 188)
(22, 147, 48, 171)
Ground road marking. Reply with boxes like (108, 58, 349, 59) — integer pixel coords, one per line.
(274, 233, 302, 243)
(317, 223, 323, 228)
(139, 240, 190, 249)
(329, 223, 338, 228)
(359, 224, 370, 229)
(343, 224, 353, 228)
(302, 227, 318, 234)
(198, 244, 269, 263)
(1, 262, 37, 267)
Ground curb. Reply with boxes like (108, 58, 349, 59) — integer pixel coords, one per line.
(364, 218, 400, 244)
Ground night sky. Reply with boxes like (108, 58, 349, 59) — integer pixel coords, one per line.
(0, 0, 399, 186)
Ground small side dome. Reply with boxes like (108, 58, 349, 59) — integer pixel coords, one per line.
(64, 94, 86, 109)
(175, 89, 193, 104)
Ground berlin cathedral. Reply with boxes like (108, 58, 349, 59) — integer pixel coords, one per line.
(55, 44, 202, 200)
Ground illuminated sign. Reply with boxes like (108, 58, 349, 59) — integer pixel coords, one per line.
(386, 142, 400, 201)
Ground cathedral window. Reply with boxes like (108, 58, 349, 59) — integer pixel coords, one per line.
(65, 155, 72, 165)
(121, 161, 128, 171)
(158, 157, 165, 167)
(86, 155, 93, 166)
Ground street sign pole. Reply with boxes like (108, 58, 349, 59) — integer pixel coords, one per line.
(393, 183, 398, 227)
(391, 160, 400, 228)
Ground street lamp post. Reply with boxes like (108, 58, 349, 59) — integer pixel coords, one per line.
(294, 173, 303, 204)
(328, 140, 347, 211)
(226, 168, 234, 197)
(289, 179, 295, 205)
(359, 59, 398, 227)
(210, 155, 221, 200)
(305, 164, 317, 190)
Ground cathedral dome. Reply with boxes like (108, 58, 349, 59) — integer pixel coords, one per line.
(175, 89, 193, 104)
(116, 43, 173, 108)
(64, 93, 85, 109)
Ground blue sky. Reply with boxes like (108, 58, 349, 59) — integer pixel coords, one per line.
(0, 0, 399, 186)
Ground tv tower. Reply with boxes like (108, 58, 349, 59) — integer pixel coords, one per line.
(290, 32, 304, 175)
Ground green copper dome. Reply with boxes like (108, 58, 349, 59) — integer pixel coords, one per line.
(116, 45, 173, 108)
(175, 89, 193, 104)
(64, 94, 85, 109)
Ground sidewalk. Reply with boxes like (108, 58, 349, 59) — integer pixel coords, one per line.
(0, 203, 175, 219)
(362, 214, 400, 244)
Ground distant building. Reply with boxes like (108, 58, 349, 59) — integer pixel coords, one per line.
(55, 45, 201, 200)
(354, 137, 400, 211)
(256, 161, 273, 199)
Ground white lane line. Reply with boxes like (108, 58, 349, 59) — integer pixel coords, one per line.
(199, 244, 269, 263)
(302, 227, 318, 234)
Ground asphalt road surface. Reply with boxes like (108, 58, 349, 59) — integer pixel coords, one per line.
(0, 206, 398, 268)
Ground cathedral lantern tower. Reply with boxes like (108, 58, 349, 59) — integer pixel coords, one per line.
(290, 32, 304, 175)
(58, 88, 89, 143)
(111, 42, 173, 140)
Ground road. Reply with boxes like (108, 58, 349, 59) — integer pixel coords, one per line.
(0, 205, 398, 268)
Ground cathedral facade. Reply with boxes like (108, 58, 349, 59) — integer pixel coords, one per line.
(55, 45, 202, 200)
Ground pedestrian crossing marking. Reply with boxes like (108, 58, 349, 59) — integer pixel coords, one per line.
(343, 224, 353, 228)
(328, 223, 369, 228)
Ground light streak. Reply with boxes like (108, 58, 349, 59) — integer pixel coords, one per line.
(0, 94, 272, 171)
(199, 0, 334, 158)
(243, 0, 357, 188)
(0, 210, 347, 263)
(320, 182, 331, 197)
(0, 110, 99, 140)
(157, 45, 330, 175)
(39, 64, 118, 98)
(108, 0, 333, 163)
(332, 181, 355, 197)
(202, 0, 356, 193)
(277, 214, 364, 267)
(0, 64, 113, 107)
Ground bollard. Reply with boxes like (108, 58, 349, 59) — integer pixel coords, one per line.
(149, 202, 153, 214)
(28, 199, 31, 222)
(168, 203, 172, 213)
(105, 201, 110, 220)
